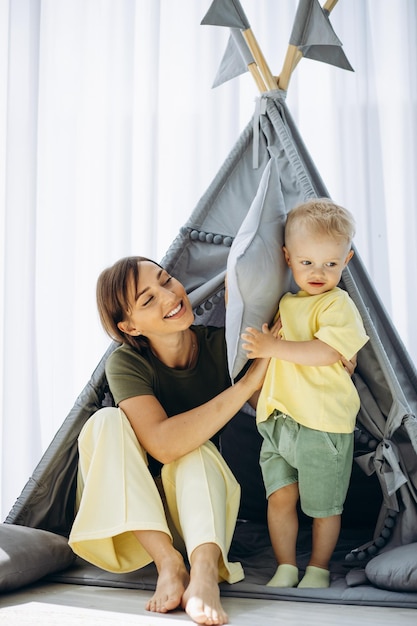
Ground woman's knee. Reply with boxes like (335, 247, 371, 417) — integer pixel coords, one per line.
(91, 405, 120, 422)
(162, 443, 238, 498)
(163, 442, 223, 475)
(78, 406, 145, 460)
(79, 407, 118, 441)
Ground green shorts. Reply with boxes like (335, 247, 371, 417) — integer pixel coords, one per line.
(258, 411, 354, 518)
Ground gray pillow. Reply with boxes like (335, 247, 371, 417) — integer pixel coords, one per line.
(365, 543, 417, 591)
(225, 155, 291, 380)
(0, 523, 76, 592)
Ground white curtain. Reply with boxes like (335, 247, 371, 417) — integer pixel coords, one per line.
(1, 0, 416, 519)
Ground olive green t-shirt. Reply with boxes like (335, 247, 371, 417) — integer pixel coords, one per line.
(105, 325, 231, 416)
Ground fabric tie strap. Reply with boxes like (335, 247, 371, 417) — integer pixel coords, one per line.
(252, 95, 267, 169)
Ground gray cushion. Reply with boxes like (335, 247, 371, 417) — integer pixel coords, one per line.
(365, 543, 417, 591)
(0, 523, 76, 592)
(225, 155, 291, 379)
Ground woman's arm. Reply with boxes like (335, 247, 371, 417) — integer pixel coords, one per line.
(119, 356, 269, 464)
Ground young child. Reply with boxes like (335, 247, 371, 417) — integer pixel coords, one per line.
(241, 198, 369, 589)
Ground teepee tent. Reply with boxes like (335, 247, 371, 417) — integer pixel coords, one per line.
(2, 0, 417, 607)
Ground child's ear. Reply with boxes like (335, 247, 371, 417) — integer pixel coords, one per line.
(345, 249, 354, 266)
(283, 245, 291, 267)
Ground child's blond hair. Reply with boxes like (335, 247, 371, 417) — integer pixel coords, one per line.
(285, 198, 355, 245)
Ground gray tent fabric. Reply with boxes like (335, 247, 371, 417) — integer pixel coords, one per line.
(289, 0, 354, 71)
(201, 0, 251, 30)
(212, 28, 252, 88)
(4, 89, 417, 606)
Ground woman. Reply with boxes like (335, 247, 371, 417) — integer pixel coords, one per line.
(69, 256, 268, 626)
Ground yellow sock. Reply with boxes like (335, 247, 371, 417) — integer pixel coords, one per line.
(266, 564, 299, 588)
(298, 565, 330, 588)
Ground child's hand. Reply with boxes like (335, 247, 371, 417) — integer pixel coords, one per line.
(241, 323, 278, 359)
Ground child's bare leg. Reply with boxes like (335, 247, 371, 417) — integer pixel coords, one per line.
(310, 514, 341, 569)
(182, 542, 228, 625)
(298, 514, 341, 588)
(133, 530, 189, 614)
(266, 483, 300, 587)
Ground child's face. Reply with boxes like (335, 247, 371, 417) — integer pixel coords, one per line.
(283, 227, 354, 296)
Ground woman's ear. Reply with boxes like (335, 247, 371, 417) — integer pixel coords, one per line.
(117, 320, 139, 336)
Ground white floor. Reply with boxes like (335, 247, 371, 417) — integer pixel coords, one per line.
(0, 582, 416, 626)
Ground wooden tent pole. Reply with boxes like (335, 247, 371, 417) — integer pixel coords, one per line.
(277, 0, 339, 91)
(248, 63, 268, 92)
(242, 28, 278, 91)
(323, 0, 339, 11)
(277, 45, 300, 91)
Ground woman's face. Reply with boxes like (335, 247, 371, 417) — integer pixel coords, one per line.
(117, 261, 194, 339)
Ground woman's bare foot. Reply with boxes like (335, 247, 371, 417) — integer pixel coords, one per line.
(133, 529, 189, 614)
(146, 550, 190, 613)
(181, 544, 228, 625)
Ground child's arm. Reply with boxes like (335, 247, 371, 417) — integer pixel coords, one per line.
(241, 323, 341, 367)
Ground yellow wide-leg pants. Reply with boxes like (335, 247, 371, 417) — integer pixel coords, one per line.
(68, 407, 244, 583)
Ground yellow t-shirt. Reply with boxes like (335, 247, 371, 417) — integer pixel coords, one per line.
(256, 287, 369, 433)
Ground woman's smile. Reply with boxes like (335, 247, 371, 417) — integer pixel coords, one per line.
(165, 302, 183, 318)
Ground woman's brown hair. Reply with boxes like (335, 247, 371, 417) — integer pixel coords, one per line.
(96, 256, 163, 351)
